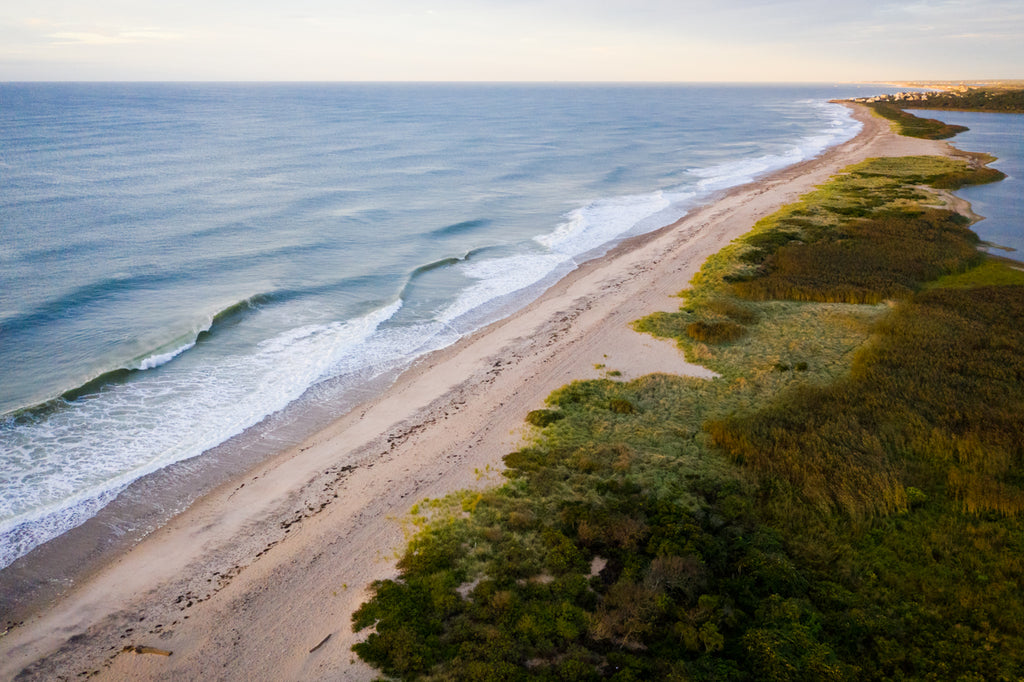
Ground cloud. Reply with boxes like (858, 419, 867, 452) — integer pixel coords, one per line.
(120, 29, 184, 41)
(2, 0, 1021, 80)
(47, 32, 132, 45)
(46, 27, 183, 46)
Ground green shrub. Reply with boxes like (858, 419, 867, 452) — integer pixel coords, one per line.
(906, 486, 928, 508)
(867, 102, 968, 139)
(686, 320, 747, 344)
(706, 297, 760, 324)
(929, 165, 1006, 189)
(526, 409, 565, 428)
(608, 398, 635, 415)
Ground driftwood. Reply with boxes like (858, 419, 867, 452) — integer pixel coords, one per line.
(124, 645, 173, 656)
(309, 633, 332, 653)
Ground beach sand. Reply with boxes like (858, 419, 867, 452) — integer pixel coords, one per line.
(0, 104, 962, 681)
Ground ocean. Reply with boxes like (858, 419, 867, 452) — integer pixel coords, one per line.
(1, 83, 895, 572)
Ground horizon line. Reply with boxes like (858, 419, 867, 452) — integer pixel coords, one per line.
(0, 79, 911, 86)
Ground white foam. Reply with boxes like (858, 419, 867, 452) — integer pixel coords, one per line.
(687, 103, 860, 195)
(436, 103, 861, 342)
(534, 102, 859, 266)
(439, 253, 567, 325)
(132, 310, 225, 371)
(135, 338, 200, 371)
(536, 190, 681, 256)
(432, 191, 697, 334)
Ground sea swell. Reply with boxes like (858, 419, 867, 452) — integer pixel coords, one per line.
(130, 295, 273, 371)
(4, 294, 273, 421)
(427, 218, 493, 239)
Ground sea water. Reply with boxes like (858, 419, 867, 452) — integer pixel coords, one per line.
(905, 108, 1024, 259)
(1, 83, 894, 570)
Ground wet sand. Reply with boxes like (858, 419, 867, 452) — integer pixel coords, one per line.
(0, 103, 959, 681)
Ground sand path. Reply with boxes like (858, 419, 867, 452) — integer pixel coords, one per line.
(1, 104, 955, 681)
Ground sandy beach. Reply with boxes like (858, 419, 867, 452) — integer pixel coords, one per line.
(0, 103, 963, 681)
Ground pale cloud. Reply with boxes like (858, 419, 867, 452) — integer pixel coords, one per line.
(46, 28, 183, 46)
(119, 29, 184, 41)
(47, 32, 133, 45)
(0, 0, 1021, 81)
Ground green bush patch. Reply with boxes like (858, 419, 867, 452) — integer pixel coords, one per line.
(686, 319, 748, 344)
(867, 102, 968, 139)
(526, 409, 566, 428)
(732, 208, 981, 304)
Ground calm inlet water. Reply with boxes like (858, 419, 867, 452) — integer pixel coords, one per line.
(1, 83, 897, 569)
(906, 109, 1024, 259)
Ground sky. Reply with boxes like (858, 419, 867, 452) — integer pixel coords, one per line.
(1, 0, 1022, 82)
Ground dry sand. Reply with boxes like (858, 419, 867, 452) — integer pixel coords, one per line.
(0, 104, 960, 681)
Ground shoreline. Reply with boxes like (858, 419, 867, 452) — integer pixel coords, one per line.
(0, 103, 958, 680)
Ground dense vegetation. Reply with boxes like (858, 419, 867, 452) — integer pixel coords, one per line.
(352, 134, 1024, 678)
(723, 156, 1000, 303)
(865, 102, 969, 139)
(879, 88, 1024, 114)
(865, 87, 1024, 137)
(709, 284, 1024, 515)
